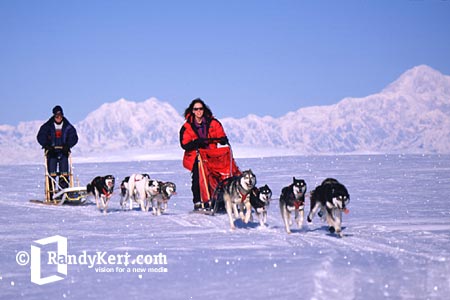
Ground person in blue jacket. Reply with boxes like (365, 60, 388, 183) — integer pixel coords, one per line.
(37, 105, 78, 197)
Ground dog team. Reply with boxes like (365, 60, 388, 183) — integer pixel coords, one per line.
(86, 174, 176, 216)
(216, 170, 350, 237)
(86, 170, 350, 237)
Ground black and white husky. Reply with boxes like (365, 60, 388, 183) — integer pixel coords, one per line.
(150, 181, 176, 216)
(279, 177, 307, 234)
(86, 175, 115, 214)
(222, 170, 257, 230)
(120, 174, 159, 212)
(249, 184, 272, 226)
(145, 180, 162, 212)
(307, 178, 350, 237)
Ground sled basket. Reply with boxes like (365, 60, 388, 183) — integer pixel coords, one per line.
(197, 146, 240, 207)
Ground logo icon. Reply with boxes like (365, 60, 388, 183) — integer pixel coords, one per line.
(30, 235, 67, 285)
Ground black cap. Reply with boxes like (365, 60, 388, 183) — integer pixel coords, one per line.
(52, 105, 64, 115)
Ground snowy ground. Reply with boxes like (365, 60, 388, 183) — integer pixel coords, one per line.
(0, 154, 449, 300)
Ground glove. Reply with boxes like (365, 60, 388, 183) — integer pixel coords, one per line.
(62, 145, 71, 156)
(44, 145, 55, 155)
(219, 136, 229, 145)
(183, 138, 206, 151)
(196, 138, 209, 149)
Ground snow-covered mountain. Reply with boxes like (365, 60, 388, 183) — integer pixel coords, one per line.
(223, 65, 450, 154)
(1, 65, 449, 165)
(76, 98, 184, 152)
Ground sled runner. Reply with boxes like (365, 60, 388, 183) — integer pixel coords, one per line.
(30, 150, 88, 205)
(196, 145, 240, 215)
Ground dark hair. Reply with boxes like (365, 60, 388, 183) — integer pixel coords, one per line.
(184, 98, 213, 119)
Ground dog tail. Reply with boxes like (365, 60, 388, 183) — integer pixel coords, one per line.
(86, 183, 93, 194)
(309, 189, 317, 208)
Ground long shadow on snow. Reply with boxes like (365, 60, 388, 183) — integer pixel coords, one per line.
(308, 225, 354, 238)
(233, 219, 260, 229)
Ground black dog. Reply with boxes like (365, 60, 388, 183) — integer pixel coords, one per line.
(249, 184, 272, 226)
(120, 176, 130, 198)
(279, 178, 307, 234)
(86, 175, 115, 214)
(307, 178, 350, 236)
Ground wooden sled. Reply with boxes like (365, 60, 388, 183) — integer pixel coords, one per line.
(30, 149, 88, 206)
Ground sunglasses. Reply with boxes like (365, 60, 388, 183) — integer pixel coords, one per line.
(193, 107, 204, 111)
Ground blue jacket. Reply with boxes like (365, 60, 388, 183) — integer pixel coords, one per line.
(37, 117, 78, 150)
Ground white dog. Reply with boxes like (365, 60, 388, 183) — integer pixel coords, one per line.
(120, 174, 154, 211)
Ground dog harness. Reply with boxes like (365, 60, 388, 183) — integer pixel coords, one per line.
(102, 188, 113, 198)
(239, 191, 248, 202)
(286, 190, 305, 209)
(294, 199, 304, 209)
(237, 183, 251, 203)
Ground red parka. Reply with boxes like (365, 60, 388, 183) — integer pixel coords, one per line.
(179, 113, 227, 171)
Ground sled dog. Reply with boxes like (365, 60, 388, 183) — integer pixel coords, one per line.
(87, 175, 115, 214)
(279, 177, 307, 234)
(307, 178, 350, 237)
(144, 179, 161, 212)
(120, 174, 156, 211)
(150, 181, 176, 216)
(249, 184, 272, 226)
(222, 169, 257, 230)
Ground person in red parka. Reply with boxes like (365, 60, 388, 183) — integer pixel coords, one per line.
(179, 98, 229, 210)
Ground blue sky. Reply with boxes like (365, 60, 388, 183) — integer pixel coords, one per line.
(1, 0, 449, 125)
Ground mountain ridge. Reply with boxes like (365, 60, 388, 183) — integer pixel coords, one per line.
(1, 65, 449, 165)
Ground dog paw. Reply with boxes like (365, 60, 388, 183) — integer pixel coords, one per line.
(307, 216, 312, 223)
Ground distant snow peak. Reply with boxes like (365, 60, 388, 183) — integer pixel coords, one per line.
(383, 64, 449, 94)
(1, 65, 450, 165)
